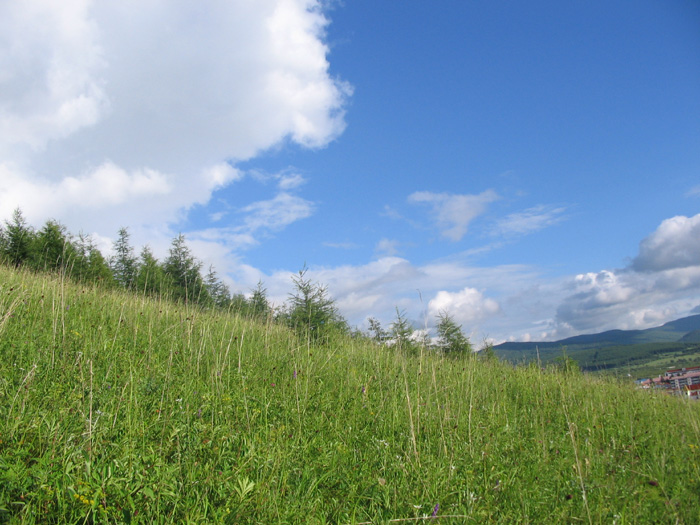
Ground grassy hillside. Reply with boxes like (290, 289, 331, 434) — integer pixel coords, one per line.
(1, 266, 700, 523)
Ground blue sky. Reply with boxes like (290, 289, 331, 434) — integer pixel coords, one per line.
(2, 1, 699, 343)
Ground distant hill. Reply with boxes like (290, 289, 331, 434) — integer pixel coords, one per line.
(495, 314, 700, 353)
(493, 315, 700, 376)
(680, 329, 700, 343)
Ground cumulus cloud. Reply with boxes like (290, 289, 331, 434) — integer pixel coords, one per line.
(0, 161, 240, 234)
(0, 1, 108, 154)
(250, 256, 539, 342)
(244, 211, 700, 344)
(428, 287, 501, 325)
(553, 215, 700, 336)
(408, 190, 498, 241)
(543, 213, 700, 338)
(553, 265, 700, 336)
(0, 0, 350, 237)
(632, 213, 700, 272)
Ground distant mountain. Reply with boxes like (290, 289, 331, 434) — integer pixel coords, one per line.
(495, 314, 700, 352)
(680, 330, 700, 343)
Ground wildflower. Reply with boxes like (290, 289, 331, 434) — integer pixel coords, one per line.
(293, 370, 297, 379)
(431, 504, 439, 517)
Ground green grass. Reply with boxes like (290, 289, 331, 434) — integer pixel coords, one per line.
(1, 266, 700, 523)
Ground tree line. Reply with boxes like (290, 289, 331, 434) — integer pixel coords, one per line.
(0, 209, 474, 354)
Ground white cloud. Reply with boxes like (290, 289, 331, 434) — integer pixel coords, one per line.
(250, 256, 541, 343)
(553, 265, 700, 335)
(277, 172, 308, 190)
(428, 287, 501, 325)
(258, 210, 700, 344)
(632, 213, 700, 272)
(241, 192, 315, 232)
(0, 161, 240, 235)
(0, 0, 349, 237)
(408, 190, 499, 241)
(0, 1, 107, 153)
(492, 205, 567, 236)
(547, 213, 700, 337)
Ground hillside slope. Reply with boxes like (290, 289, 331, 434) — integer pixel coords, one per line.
(1, 265, 700, 523)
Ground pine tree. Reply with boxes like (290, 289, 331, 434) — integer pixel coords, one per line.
(286, 266, 346, 339)
(162, 234, 209, 304)
(248, 280, 271, 320)
(32, 220, 78, 274)
(111, 227, 138, 289)
(367, 317, 388, 342)
(204, 265, 231, 308)
(2, 209, 35, 268)
(73, 232, 113, 285)
(390, 308, 416, 353)
(135, 246, 171, 297)
(435, 311, 472, 355)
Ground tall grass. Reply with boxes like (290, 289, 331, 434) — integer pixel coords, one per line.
(1, 265, 699, 523)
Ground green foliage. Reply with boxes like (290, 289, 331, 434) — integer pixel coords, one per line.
(248, 280, 271, 320)
(498, 339, 700, 379)
(1, 264, 700, 524)
(366, 316, 388, 342)
(551, 350, 582, 376)
(73, 232, 115, 286)
(135, 245, 171, 297)
(389, 308, 417, 354)
(1, 209, 35, 267)
(0, 210, 276, 315)
(163, 234, 210, 305)
(434, 311, 472, 355)
(284, 266, 346, 340)
(204, 265, 232, 309)
(31, 219, 79, 274)
(480, 342, 498, 361)
(111, 227, 138, 290)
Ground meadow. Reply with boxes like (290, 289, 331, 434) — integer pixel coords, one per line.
(1, 264, 700, 524)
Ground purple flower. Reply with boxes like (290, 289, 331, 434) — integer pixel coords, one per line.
(361, 385, 366, 394)
(293, 370, 297, 379)
(431, 503, 439, 517)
